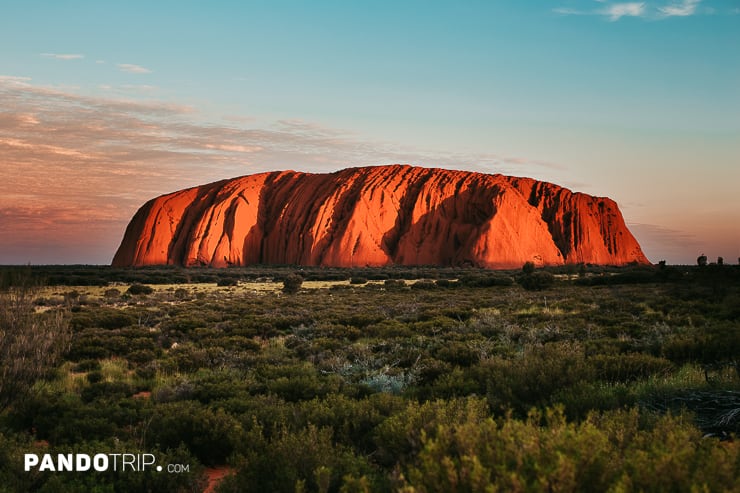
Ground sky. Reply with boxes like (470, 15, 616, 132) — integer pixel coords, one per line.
(1, 0, 738, 265)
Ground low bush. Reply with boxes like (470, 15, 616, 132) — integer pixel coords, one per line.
(518, 271, 555, 290)
(400, 407, 740, 493)
(282, 274, 304, 294)
(127, 283, 154, 295)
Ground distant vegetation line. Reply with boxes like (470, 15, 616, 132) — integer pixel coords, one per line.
(1, 262, 739, 289)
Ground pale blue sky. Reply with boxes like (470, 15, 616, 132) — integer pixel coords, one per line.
(1, 1, 738, 264)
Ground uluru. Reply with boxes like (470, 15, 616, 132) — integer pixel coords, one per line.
(112, 165, 649, 269)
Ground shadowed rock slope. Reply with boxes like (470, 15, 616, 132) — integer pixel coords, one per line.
(112, 165, 649, 268)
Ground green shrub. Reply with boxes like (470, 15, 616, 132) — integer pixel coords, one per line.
(373, 397, 490, 467)
(222, 424, 379, 493)
(127, 283, 154, 295)
(459, 275, 514, 287)
(435, 279, 457, 288)
(148, 401, 242, 465)
(435, 342, 479, 367)
(103, 288, 121, 298)
(135, 363, 157, 380)
(479, 343, 593, 414)
(86, 371, 103, 384)
(174, 287, 190, 300)
(80, 381, 133, 402)
(127, 349, 157, 365)
(400, 407, 740, 493)
(552, 381, 636, 419)
(518, 271, 555, 291)
(72, 359, 101, 372)
(589, 353, 673, 383)
(282, 274, 304, 294)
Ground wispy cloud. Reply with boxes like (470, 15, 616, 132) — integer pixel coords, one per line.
(0, 76, 559, 264)
(120, 84, 158, 93)
(554, 0, 705, 20)
(117, 63, 152, 74)
(553, 7, 587, 15)
(658, 0, 701, 17)
(0, 75, 31, 84)
(205, 144, 263, 153)
(604, 2, 646, 20)
(41, 53, 84, 60)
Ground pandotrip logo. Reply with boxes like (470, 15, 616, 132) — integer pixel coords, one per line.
(24, 453, 191, 474)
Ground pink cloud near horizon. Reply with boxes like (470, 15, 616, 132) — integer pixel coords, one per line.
(1, 78, 560, 264)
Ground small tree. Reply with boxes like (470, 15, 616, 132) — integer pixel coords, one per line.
(717, 257, 724, 266)
(522, 261, 536, 275)
(282, 274, 304, 294)
(697, 254, 708, 267)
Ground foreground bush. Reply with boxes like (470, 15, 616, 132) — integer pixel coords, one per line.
(400, 407, 739, 493)
(220, 423, 381, 493)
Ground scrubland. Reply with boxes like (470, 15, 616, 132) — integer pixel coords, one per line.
(1, 264, 738, 492)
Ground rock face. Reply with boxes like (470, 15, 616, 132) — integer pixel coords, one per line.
(112, 165, 649, 268)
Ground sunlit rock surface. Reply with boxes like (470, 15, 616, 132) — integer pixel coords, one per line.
(112, 165, 649, 268)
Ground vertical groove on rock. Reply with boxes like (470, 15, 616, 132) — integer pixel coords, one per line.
(382, 166, 434, 259)
(112, 165, 650, 268)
